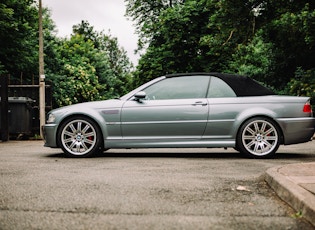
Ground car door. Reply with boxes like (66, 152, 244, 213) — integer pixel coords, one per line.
(203, 76, 237, 138)
(121, 75, 210, 140)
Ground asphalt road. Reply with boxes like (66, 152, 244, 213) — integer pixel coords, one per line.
(0, 140, 314, 229)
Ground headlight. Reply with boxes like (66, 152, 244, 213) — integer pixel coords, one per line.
(47, 113, 56, 123)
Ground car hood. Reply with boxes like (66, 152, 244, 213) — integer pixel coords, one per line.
(78, 99, 124, 109)
(50, 99, 124, 114)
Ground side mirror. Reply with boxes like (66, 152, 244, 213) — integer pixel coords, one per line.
(134, 91, 146, 101)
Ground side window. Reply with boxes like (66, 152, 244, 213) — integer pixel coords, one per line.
(143, 76, 210, 100)
(207, 77, 236, 98)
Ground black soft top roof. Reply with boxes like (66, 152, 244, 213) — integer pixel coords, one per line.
(166, 72, 275, 97)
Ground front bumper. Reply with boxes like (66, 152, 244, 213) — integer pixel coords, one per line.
(42, 123, 59, 147)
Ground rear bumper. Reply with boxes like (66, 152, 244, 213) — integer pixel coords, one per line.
(277, 117, 315, 145)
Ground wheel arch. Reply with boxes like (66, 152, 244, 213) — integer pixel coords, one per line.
(235, 114, 284, 158)
(56, 113, 107, 148)
(234, 113, 284, 145)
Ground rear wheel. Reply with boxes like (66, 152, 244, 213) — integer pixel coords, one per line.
(58, 116, 103, 158)
(237, 117, 280, 158)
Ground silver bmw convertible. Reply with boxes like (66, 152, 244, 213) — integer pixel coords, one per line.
(43, 73, 315, 158)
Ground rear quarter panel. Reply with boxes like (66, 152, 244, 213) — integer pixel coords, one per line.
(204, 96, 312, 140)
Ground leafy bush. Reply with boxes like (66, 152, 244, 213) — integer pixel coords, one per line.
(286, 67, 315, 112)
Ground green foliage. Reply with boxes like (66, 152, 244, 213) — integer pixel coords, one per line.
(200, 0, 257, 65)
(127, 0, 315, 92)
(72, 21, 134, 99)
(0, 0, 38, 79)
(291, 210, 303, 219)
(132, 0, 214, 85)
(125, 0, 185, 52)
(47, 21, 134, 107)
(42, 9, 61, 75)
(97, 33, 134, 98)
(286, 68, 315, 110)
(261, 1, 315, 88)
(49, 34, 105, 106)
(129, 0, 265, 86)
(0, 4, 133, 108)
(227, 32, 275, 83)
(2, 0, 315, 110)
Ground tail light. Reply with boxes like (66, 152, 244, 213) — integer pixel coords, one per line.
(303, 101, 312, 113)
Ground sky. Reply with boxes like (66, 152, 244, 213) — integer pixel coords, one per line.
(43, 0, 139, 65)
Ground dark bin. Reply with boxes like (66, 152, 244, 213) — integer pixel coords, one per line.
(0, 97, 34, 136)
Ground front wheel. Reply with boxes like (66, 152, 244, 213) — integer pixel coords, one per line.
(58, 116, 103, 158)
(237, 117, 280, 158)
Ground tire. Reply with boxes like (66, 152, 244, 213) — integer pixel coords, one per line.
(57, 116, 103, 158)
(237, 117, 280, 158)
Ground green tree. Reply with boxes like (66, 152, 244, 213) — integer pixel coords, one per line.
(130, 0, 260, 85)
(227, 32, 275, 84)
(133, 0, 211, 85)
(261, 1, 315, 88)
(72, 21, 133, 98)
(42, 8, 62, 78)
(0, 3, 134, 107)
(127, 0, 315, 93)
(98, 34, 133, 97)
(47, 21, 134, 107)
(286, 67, 315, 111)
(0, 0, 38, 79)
(49, 34, 105, 106)
(125, 0, 185, 52)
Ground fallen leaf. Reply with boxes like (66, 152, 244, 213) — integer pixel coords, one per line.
(236, 185, 251, 192)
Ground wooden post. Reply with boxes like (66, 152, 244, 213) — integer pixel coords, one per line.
(39, 0, 45, 138)
(0, 75, 9, 141)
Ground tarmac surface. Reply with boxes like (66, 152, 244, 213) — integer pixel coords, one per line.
(0, 139, 314, 228)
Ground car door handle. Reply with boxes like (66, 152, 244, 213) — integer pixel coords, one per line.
(192, 101, 208, 106)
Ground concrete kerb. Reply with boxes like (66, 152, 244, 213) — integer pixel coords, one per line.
(265, 165, 315, 227)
